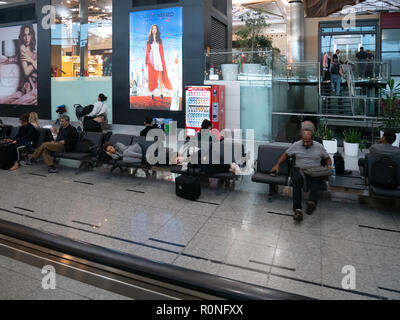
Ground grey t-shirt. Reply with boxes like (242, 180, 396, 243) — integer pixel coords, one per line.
(286, 140, 329, 169)
(369, 143, 400, 156)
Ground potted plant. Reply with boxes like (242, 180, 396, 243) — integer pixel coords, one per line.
(343, 129, 366, 157)
(234, 9, 273, 75)
(379, 78, 400, 147)
(317, 123, 337, 154)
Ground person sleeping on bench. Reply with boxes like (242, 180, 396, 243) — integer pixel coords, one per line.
(102, 141, 143, 164)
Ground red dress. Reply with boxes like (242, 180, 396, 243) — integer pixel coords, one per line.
(145, 39, 172, 92)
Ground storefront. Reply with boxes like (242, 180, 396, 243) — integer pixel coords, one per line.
(0, 0, 232, 128)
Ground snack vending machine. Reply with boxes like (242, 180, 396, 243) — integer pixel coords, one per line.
(184, 85, 225, 138)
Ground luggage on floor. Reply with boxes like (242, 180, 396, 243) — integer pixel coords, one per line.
(333, 152, 345, 175)
(0, 142, 17, 170)
(370, 156, 397, 189)
(175, 174, 201, 201)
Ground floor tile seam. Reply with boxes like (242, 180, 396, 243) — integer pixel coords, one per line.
(358, 216, 387, 300)
(171, 190, 231, 265)
(268, 206, 286, 283)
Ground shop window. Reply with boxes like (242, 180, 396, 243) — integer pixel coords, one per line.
(51, 0, 112, 77)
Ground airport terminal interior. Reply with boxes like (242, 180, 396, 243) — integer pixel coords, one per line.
(1, 0, 400, 301)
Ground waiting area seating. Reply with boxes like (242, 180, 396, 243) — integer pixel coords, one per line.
(2, 122, 399, 201)
(252, 144, 400, 201)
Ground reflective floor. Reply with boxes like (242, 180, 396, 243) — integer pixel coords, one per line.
(0, 161, 399, 300)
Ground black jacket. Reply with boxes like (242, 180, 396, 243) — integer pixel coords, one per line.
(56, 124, 79, 152)
(15, 123, 36, 145)
(140, 125, 158, 137)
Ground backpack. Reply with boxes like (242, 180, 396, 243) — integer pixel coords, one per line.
(333, 152, 345, 175)
(175, 174, 201, 201)
(331, 63, 340, 75)
(370, 156, 398, 189)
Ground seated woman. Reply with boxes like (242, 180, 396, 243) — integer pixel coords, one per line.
(102, 141, 143, 164)
(2, 113, 36, 171)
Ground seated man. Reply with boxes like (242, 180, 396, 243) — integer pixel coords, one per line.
(292, 120, 323, 144)
(358, 129, 400, 175)
(102, 141, 143, 164)
(369, 129, 399, 155)
(270, 130, 332, 222)
(83, 115, 105, 133)
(140, 117, 158, 137)
(28, 115, 78, 173)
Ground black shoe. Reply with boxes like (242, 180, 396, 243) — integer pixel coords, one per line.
(294, 209, 303, 221)
(160, 94, 164, 100)
(48, 166, 58, 173)
(306, 201, 316, 215)
(151, 95, 154, 100)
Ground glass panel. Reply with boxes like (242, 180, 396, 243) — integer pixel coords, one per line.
(382, 29, 400, 76)
(88, 0, 112, 77)
(271, 113, 380, 146)
(51, 0, 112, 77)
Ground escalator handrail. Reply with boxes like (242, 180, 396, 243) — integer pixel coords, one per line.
(0, 218, 312, 300)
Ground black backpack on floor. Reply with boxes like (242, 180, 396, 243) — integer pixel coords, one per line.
(333, 152, 345, 175)
(175, 174, 201, 201)
(370, 156, 397, 189)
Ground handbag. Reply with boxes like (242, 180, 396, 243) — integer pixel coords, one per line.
(303, 166, 332, 178)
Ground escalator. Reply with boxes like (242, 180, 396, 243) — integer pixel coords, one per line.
(0, 219, 310, 300)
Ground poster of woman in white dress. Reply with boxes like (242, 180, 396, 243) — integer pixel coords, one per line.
(129, 7, 182, 111)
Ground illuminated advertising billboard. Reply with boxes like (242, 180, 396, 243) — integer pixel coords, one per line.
(129, 7, 182, 111)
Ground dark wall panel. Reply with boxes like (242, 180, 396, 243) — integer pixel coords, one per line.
(112, 0, 205, 127)
(0, 0, 51, 119)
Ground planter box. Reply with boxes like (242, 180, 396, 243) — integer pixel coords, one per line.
(344, 141, 359, 157)
(323, 139, 337, 154)
(221, 64, 239, 81)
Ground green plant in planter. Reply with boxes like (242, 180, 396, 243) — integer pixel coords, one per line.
(234, 9, 273, 64)
(380, 78, 400, 132)
(343, 129, 366, 149)
(317, 123, 334, 141)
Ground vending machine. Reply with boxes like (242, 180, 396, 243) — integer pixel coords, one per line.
(184, 85, 225, 138)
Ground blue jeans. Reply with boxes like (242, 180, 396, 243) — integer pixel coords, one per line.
(331, 74, 341, 96)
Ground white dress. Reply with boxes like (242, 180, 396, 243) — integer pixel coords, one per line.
(149, 42, 163, 72)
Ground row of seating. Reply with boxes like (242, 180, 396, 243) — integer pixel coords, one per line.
(252, 144, 400, 200)
(1, 125, 247, 181)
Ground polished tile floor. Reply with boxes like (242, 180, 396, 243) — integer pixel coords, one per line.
(0, 162, 399, 300)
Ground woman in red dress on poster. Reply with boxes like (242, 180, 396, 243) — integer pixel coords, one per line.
(145, 24, 172, 100)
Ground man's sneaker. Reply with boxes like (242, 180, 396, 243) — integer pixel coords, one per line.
(48, 166, 58, 173)
(293, 209, 303, 221)
(305, 201, 316, 215)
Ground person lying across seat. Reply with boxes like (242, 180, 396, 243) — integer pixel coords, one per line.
(102, 141, 143, 164)
(171, 139, 247, 176)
